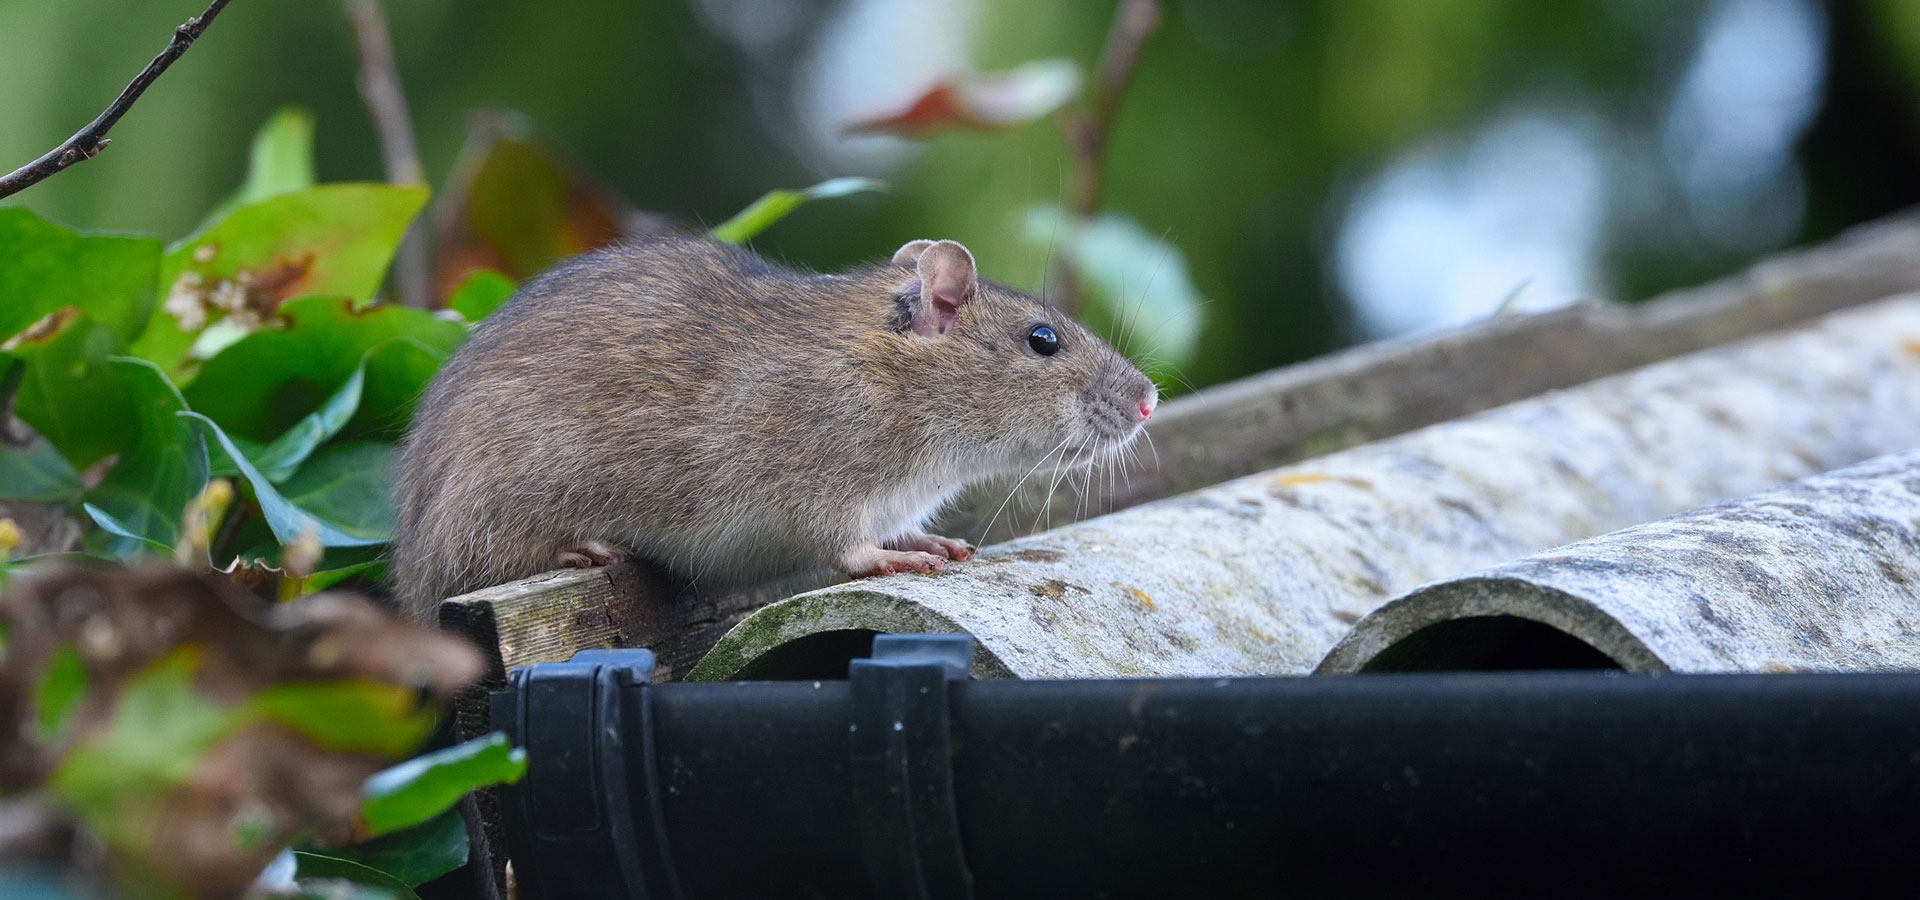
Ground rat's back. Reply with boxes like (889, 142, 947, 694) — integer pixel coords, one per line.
(391, 237, 857, 616)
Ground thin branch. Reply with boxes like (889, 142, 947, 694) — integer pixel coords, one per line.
(1050, 0, 1163, 312)
(0, 0, 236, 200)
(1069, 0, 1162, 218)
(345, 0, 432, 308)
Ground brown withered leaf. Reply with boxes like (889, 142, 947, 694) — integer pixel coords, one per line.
(432, 111, 683, 304)
(0, 564, 483, 900)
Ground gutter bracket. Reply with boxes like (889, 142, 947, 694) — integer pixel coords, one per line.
(848, 633, 978, 900)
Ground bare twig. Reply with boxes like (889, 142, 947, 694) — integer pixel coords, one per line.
(1070, 0, 1161, 217)
(1051, 0, 1162, 312)
(345, 0, 432, 308)
(0, 0, 236, 200)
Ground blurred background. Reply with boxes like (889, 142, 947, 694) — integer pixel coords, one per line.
(4, 0, 1919, 393)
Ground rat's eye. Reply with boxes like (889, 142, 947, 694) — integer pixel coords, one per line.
(1027, 324, 1061, 356)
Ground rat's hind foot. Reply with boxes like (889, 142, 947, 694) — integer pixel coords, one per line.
(840, 543, 946, 578)
(555, 540, 627, 569)
(887, 532, 975, 561)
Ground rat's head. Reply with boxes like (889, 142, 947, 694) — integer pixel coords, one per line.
(872, 238, 1157, 474)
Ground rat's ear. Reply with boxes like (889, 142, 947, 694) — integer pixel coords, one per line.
(892, 239, 937, 267)
(905, 240, 976, 337)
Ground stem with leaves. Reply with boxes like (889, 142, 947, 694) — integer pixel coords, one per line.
(345, 0, 432, 308)
(0, 0, 235, 200)
(1052, 0, 1163, 312)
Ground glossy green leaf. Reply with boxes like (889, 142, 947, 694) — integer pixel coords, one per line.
(710, 177, 886, 245)
(249, 680, 439, 758)
(1023, 205, 1205, 378)
(0, 207, 159, 345)
(131, 184, 430, 377)
(184, 296, 464, 442)
(277, 441, 394, 543)
(360, 733, 527, 837)
(180, 412, 384, 548)
(79, 505, 171, 555)
(248, 360, 368, 483)
(5, 312, 137, 469)
(204, 106, 318, 223)
(81, 357, 210, 552)
(445, 269, 516, 322)
(355, 338, 452, 440)
(292, 852, 419, 900)
(317, 807, 468, 888)
(0, 431, 83, 503)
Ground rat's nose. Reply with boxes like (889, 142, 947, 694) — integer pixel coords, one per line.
(1136, 385, 1158, 421)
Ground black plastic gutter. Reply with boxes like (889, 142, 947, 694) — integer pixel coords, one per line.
(492, 635, 1920, 900)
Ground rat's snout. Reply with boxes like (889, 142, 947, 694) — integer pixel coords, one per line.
(1135, 384, 1159, 422)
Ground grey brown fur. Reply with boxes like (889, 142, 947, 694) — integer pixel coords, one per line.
(392, 236, 1154, 618)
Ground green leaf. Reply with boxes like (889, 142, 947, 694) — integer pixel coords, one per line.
(303, 559, 388, 592)
(1023, 205, 1206, 379)
(81, 357, 210, 552)
(80, 504, 171, 555)
(315, 807, 468, 888)
(292, 851, 420, 900)
(710, 177, 886, 245)
(0, 207, 160, 345)
(205, 106, 318, 222)
(249, 680, 440, 758)
(5, 312, 137, 469)
(0, 431, 83, 503)
(355, 338, 451, 440)
(184, 296, 464, 442)
(181, 412, 384, 548)
(277, 441, 394, 543)
(445, 269, 515, 322)
(31, 645, 88, 743)
(250, 360, 368, 483)
(130, 184, 431, 377)
(360, 733, 527, 837)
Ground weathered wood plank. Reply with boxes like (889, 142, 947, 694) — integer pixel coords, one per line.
(690, 294, 1920, 680)
(1317, 449, 1920, 673)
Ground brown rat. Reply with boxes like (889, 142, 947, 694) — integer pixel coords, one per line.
(390, 236, 1157, 618)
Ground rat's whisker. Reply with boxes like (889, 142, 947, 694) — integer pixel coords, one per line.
(1120, 229, 1174, 357)
(1039, 435, 1092, 533)
(1140, 428, 1163, 472)
(1035, 436, 1075, 533)
(981, 437, 1071, 545)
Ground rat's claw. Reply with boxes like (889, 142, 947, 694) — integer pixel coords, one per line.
(889, 532, 976, 561)
(841, 545, 947, 578)
(555, 540, 627, 569)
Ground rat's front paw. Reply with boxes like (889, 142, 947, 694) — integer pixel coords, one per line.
(555, 540, 627, 569)
(888, 532, 976, 561)
(840, 544, 946, 578)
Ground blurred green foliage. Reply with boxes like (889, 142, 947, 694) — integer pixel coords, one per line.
(6, 0, 1919, 389)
